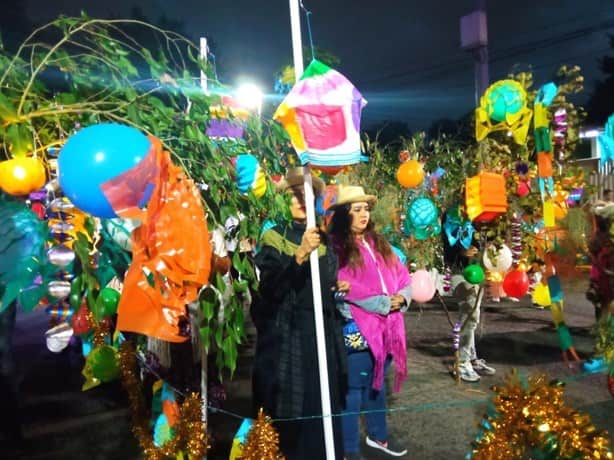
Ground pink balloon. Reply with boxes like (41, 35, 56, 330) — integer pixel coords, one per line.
(411, 269, 436, 303)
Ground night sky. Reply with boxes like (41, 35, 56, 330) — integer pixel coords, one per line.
(15, 0, 614, 129)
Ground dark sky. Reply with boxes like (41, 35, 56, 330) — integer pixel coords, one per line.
(15, 0, 614, 129)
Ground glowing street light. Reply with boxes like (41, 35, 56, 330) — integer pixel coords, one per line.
(236, 83, 263, 115)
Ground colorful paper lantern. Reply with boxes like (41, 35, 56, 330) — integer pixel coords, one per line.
(502, 270, 529, 298)
(0, 157, 46, 196)
(274, 59, 366, 171)
(465, 172, 508, 222)
(234, 154, 266, 198)
(396, 160, 425, 188)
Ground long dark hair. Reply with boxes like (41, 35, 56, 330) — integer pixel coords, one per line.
(328, 203, 394, 269)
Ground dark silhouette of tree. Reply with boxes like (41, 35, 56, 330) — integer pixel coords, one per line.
(364, 120, 411, 147)
(585, 34, 614, 125)
(0, 0, 35, 52)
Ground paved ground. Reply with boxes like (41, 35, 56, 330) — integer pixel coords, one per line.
(4, 274, 613, 459)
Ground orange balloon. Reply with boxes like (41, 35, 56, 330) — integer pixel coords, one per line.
(396, 160, 424, 188)
(0, 157, 46, 196)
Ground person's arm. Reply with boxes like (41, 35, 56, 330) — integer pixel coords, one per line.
(350, 295, 392, 315)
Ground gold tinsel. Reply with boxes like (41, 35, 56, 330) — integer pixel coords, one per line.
(241, 408, 284, 460)
(470, 370, 612, 459)
(118, 342, 208, 460)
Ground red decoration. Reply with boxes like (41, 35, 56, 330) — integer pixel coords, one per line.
(399, 150, 410, 162)
(502, 270, 530, 298)
(72, 303, 91, 335)
(310, 164, 347, 176)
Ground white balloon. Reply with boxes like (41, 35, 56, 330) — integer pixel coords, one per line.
(482, 244, 513, 273)
(105, 218, 141, 251)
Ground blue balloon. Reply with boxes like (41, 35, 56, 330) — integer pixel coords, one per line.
(59, 123, 152, 218)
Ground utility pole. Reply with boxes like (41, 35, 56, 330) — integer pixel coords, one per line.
(460, 0, 489, 105)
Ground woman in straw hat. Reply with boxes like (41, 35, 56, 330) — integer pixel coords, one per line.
(328, 185, 411, 459)
(250, 168, 347, 459)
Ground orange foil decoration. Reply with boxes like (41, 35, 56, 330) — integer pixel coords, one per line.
(109, 136, 211, 342)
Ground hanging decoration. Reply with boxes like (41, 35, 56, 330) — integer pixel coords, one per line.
(463, 264, 485, 285)
(553, 108, 568, 163)
(396, 159, 425, 188)
(206, 94, 250, 140)
(598, 113, 614, 165)
(475, 79, 533, 144)
(469, 371, 612, 459)
(443, 206, 474, 250)
(111, 136, 212, 342)
(233, 154, 267, 198)
(274, 59, 367, 174)
(482, 244, 513, 274)
(403, 197, 441, 240)
(240, 408, 283, 460)
(0, 156, 46, 196)
(465, 172, 507, 223)
(411, 269, 436, 303)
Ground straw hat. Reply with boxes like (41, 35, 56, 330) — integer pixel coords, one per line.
(329, 185, 377, 209)
(275, 167, 325, 195)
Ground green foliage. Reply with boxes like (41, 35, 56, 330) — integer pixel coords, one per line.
(0, 15, 292, 376)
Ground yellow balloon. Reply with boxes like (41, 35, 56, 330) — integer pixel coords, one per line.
(532, 282, 551, 307)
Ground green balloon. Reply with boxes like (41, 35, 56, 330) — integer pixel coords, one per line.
(88, 345, 119, 382)
(463, 264, 485, 285)
(95, 287, 120, 319)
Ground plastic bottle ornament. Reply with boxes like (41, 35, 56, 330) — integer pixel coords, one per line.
(87, 345, 120, 382)
(47, 280, 72, 298)
(47, 244, 75, 267)
(502, 270, 530, 298)
(58, 123, 153, 218)
(532, 282, 551, 307)
(94, 287, 121, 319)
(0, 157, 46, 196)
(411, 269, 436, 303)
(72, 304, 91, 336)
(463, 264, 485, 285)
(482, 244, 513, 273)
(396, 160, 425, 188)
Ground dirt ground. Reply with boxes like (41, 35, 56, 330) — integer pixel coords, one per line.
(5, 274, 613, 459)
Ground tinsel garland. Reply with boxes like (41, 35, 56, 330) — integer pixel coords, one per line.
(241, 408, 284, 460)
(118, 342, 208, 460)
(469, 371, 612, 459)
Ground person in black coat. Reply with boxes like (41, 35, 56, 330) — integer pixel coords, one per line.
(250, 169, 347, 459)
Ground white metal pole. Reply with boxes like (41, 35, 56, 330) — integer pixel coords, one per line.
(199, 36, 208, 431)
(289, 1, 336, 459)
(200, 37, 208, 94)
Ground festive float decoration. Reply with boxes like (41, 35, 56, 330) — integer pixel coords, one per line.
(411, 269, 436, 303)
(443, 206, 474, 250)
(475, 79, 533, 144)
(273, 59, 367, 172)
(240, 409, 283, 460)
(0, 156, 46, 196)
(403, 197, 441, 240)
(396, 159, 425, 188)
(465, 172, 507, 223)
(469, 371, 612, 459)
(598, 113, 614, 165)
(233, 154, 267, 198)
(206, 94, 250, 139)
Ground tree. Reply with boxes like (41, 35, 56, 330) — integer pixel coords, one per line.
(585, 34, 614, 125)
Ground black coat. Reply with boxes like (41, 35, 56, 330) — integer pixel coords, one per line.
(251, 222, 346, 459)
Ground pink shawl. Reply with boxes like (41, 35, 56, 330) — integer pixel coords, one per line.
(337, 238, 411, 391)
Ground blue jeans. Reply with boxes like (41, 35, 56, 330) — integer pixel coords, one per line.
(341, 350, 388, 454)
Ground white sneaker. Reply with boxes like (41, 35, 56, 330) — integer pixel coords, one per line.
(458, 362, 480, 382)
(365, 436, 408, 457)
(472, 358, 496, 376)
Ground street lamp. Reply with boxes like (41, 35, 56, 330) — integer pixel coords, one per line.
(236, 83, 263, 115)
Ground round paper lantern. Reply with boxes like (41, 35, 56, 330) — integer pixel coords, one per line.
(485, 80, 525, 122)
(411, 269, 436, 303)
(0, 157, 46, 196)
(502, 270, 529, 298)
(396, 160, 425, 188)
(482, 244, 513, 273)
(532, 282, 551, 307)
(463, 264, 485, 285)
(59, 123, 152, 218)
(104, 218, 141, 252)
